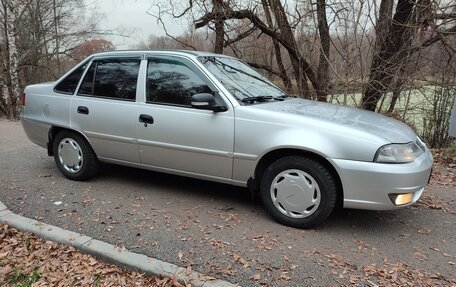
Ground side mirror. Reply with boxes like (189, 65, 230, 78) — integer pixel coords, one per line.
(191, 93, 227, 112)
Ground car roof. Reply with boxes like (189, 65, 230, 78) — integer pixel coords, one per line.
(91, 49, 230, 58)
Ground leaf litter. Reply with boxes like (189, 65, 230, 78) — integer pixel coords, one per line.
(316, 251, 455, 286)
(0, 224, 191, 286)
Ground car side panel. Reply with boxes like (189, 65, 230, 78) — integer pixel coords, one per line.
(20, 117, 51, 148)
(138, 104, 234, 179)
(231, 106, 390, 184)
(70, 97, 140, 163)
(21, 84, 72, 148)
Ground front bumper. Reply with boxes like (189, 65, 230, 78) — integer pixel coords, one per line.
(329, 148, 433, 210)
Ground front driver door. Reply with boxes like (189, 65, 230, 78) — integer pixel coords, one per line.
(137, 56, 234, 180)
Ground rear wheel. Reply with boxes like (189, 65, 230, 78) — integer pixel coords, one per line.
(260, 156, 337, 228)
(53, 131, 99, 181)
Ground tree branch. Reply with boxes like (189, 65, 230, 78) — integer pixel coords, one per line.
(247, 62, 282, 78)
(194, 8, 319, 92)
(223, 26, 256, 47)
(434, 13, 456, 20)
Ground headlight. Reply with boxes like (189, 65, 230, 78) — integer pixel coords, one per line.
(375, 142, 424, 163)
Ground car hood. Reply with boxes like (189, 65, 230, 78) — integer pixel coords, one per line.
(249, 98, 417, 143)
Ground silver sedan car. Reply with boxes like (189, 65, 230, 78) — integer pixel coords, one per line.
(20, 50, 433, 228)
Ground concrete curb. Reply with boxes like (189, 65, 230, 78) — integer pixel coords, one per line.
(0, 200, 240, 287)
(0, 201, 7, 212)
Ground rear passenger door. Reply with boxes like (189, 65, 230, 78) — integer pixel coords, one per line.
(71, 57, 141, 163)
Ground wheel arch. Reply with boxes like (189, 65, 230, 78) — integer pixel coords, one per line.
(47, 126, 93, 156)
(252, 148, 344, 206)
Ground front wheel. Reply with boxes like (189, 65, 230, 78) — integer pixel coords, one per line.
(260, 156, 337, 228)
(53, 131, 99, 181)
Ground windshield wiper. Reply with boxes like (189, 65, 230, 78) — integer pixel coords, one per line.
(241, 96, 273, 103)
(241, 95, 295, 104)
(273, 94, 294, 101)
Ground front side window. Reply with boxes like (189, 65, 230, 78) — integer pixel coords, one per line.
(146, 58, 212, 106)
(78, 58, 140, 101)
(54, 62, 88, 94)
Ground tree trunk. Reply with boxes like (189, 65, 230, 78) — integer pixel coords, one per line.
(316, 0, 330, 102)
(274, 42, 293, 93)
(53, 0, 61, 74)
(361, 0, 415, 111)
(213, 0, 224, 53)
(0, 82, 8, 115)
(4, 0, 20, 119)
(268, 0, 308, 97)
(387, 75, 405, 113)
(262, 0, 293, 92)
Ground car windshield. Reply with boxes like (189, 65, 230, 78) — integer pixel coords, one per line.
(198, 56, 288, 103)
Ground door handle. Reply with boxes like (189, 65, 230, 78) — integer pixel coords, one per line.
(77, 106, 89, 115)
(139, 114, 154, 125)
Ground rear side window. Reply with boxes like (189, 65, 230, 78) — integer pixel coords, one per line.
(54, 63, 87, 94)
(78, 58, 140, 101)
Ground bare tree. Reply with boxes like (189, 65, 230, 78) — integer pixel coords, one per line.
(213, 0, 225, 53)
(71, 38, 115, 61)
(0, 0, 102, 118)
(151, 0, 333, 99)
(1, 0, 26, 119)
(261, 0, 292, 92)
(316, 0, 331, 100)
(361, 0, 456, 111)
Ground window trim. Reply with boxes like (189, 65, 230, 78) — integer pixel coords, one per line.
(53, 59, 90, 95)
(76, 94, 137, 102)
(145, 101, 193, 109)
(77, 61, 97, 97)
(76, 57, 141, 102)
(145, 56, 222, 108)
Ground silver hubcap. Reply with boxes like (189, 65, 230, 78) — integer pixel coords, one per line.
(57, 138, 83, 173)
(270, 169, 321, 218)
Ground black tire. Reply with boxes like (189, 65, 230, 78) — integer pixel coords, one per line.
(53, 131, 99, 181)
(260, 156, 337, 228)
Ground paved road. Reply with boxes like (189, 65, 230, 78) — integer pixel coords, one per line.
(1, 120, 455, 286)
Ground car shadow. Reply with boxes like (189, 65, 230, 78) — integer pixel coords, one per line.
(95, 163, 415, 233)
(97, 162, 252, 203)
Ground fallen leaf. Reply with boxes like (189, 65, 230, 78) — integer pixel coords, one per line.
(250, 274, 261, 281)
(38, 173, 52, 178)
(417, 227, 431, 234)
(0, 266, 12, 276)
(0, 251, 8, 259)
(277, 271, 291, 281)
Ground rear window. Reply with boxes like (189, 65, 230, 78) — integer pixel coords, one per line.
(54, 63, 88, 94)
(78, 58, 140, 101)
